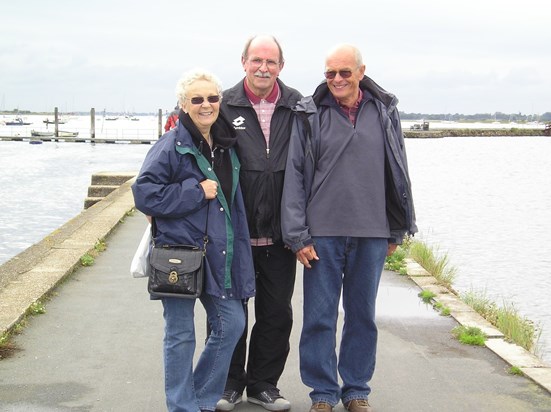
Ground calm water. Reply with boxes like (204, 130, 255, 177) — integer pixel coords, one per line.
(0, 141, 151, 262)
(0, 120, 550, 364)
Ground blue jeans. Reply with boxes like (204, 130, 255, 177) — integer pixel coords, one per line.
(162, 295, 245, 412)
(300, 237, 387, 406)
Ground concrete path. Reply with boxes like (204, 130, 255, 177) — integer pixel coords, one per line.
(1, 209, 551, 411)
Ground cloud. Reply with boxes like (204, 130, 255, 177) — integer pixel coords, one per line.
(2, 0, 550, 114)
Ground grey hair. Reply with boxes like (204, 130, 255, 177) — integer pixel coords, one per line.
(242, 34, 284, 64)
(325, 44, 364, 67)
(175, 68, 223, 106)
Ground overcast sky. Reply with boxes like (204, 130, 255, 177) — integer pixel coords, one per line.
(1, 0, 550, 115)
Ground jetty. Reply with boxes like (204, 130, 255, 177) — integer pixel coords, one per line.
(2, 128, 547, 143)
(0, 174, 550, 410)
(0, 135, 158, 144)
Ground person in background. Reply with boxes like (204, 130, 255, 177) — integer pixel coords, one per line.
(164, 103, 180, 132)
(132, 69, 255, 412)
(281, 44, 417, 412)
(216, 34, 303, 412)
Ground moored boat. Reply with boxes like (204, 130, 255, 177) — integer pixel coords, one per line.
(6, 117, 31, 126)
(57, 131, 79, 137)
(43, 118, 67, 125)
(31, 130, 55, 137)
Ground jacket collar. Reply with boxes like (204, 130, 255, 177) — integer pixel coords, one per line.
(224, 78, 297, 108)
(311, 75, 398, 110)
(178, 110, 237, 152)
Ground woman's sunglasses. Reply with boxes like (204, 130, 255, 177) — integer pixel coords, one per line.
(188, 95, 221, 105)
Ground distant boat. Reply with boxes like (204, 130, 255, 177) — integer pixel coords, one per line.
(29, 139, 43, 145)
(58, 131, 79, 137)
(31, 130, 55, 137)
(6, 117, 31, 126)
(43, 118, 66, 125)
(105, 116, 119, 121)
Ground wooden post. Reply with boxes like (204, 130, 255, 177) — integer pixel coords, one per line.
(54, 107, 59, 137)
(158, 109, 163, 138)
(90, 108, 96, 140)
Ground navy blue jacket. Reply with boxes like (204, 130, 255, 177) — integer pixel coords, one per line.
(132, 121, 255, 300)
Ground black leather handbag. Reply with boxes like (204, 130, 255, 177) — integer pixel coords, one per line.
(148, 244, 205, 299)
(148, 207, 209, 299)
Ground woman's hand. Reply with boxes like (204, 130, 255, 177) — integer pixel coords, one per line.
(200, 179, 218, 199)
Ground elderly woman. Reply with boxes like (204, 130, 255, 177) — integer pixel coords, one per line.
(132, 69, 255, 412)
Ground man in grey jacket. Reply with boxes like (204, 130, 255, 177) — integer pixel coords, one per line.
(282, 44, 417, 412)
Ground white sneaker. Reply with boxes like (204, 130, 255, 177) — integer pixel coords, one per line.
(216, 390, 243, 412)
(247, 389, 290, 411)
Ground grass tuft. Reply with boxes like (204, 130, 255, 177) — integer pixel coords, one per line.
(508, 366, 523, 376)
(80, 254, 95, 266)
(408, 240, 456, 288)
(452, 325, 486, 346)
(418, 290, 436, 304)
(461, 290, 539, 352)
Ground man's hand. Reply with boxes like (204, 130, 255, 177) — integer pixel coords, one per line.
(387, 243, 398, 256)
(296, 245, 319, 269)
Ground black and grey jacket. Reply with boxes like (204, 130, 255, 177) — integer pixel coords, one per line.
(221, 78, 303, 243)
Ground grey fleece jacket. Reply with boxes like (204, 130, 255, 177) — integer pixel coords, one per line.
(281, 75, 417, 253)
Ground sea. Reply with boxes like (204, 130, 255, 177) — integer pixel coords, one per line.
(1, 115, 550, 364)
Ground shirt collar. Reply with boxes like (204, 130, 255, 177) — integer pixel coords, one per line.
(336, 89, 363, 110)
(244, 79, 280, 104)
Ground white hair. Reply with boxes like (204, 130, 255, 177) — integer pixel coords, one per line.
(325, 43, 364, 67)
(175, 68, 223, 107)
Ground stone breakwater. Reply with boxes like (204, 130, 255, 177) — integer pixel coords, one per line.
(404, 128, 546, 138)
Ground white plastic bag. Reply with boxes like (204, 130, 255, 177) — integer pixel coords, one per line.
(130, 224, 152, 278)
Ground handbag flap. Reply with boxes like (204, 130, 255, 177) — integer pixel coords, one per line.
(150, 247, 203, 273)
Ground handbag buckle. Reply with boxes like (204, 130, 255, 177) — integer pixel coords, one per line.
(168, 271, 179, 284)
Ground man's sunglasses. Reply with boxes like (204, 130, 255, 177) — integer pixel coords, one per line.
(324, 70, 353, 80)
(188, 95, 221, 105)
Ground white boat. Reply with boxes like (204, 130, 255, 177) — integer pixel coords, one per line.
(31, 130, 55, 137)
(58, 131, 79, 137)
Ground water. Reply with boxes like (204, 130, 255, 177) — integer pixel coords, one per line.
(1, 119, 550, 364)
(0, 141, 151, 262)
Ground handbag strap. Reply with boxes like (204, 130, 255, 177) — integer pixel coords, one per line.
(151, 201, 210, 252)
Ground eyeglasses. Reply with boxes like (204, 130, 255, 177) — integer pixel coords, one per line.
(249, 58, 280, 69)
(324, 70, 353, 80)
(187, 95, 221, 105)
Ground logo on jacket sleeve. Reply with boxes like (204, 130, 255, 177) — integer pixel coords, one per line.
(232, 116, 246, 129)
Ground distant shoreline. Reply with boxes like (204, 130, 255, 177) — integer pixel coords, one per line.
(404, 128, 548, 138)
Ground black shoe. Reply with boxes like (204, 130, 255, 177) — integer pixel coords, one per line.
(216, 389, 243, 411)
(247, 389, 291, 411)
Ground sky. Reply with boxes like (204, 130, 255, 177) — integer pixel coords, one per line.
(1, 0, 550, 115)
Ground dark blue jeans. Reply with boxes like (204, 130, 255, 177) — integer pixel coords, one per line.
(162, 295, 245, 412)
(300, 237, 387, 406)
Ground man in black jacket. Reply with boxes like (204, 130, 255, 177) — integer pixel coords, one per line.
(217, 34, 302, 412)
